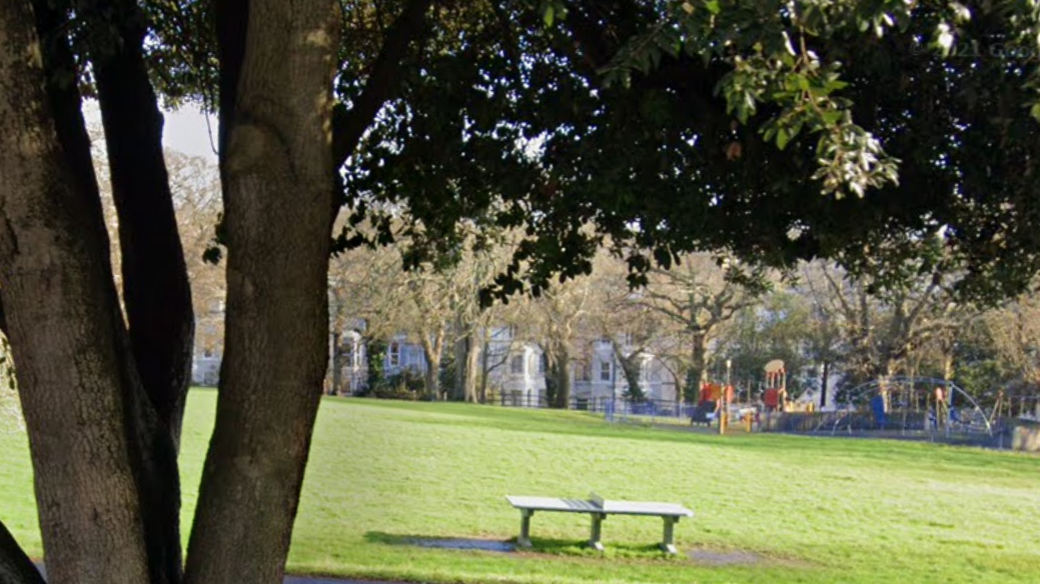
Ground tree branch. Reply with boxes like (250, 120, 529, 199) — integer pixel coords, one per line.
(90, 0, 195, 442)
(332, 0, 433, 168)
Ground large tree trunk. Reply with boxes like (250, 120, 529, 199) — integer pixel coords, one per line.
(183, 2, 339, 584)
(87, 1, 192, 579)
(90, 0, 195, 446)
(0, 3, 154, 583)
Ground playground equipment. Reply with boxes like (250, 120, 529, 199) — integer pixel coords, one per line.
(691, 382, 730, 429)
(824, 377, 993, 438)
(762, 359, 787, 413)
(692, 360, 787, 434)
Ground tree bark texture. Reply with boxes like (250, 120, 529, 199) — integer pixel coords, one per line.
(452, 332, 466, 401)
(463, 333, 480, 402)
(550, 343, 571, 409)
(87, 3, 192, 580)
(614, 345, 643, 400)
(691, 332, 709, 401)
(91, 0, 195, 445)
(421, 330, 444, 399)
(183, 2, 340, 583)
(0, 2, 152, 582)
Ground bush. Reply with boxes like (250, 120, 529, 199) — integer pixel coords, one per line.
(363, 369, 430, 401)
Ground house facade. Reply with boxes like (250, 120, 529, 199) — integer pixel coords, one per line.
(194, 315, 678, 405)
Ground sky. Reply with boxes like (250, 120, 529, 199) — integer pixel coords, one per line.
(162, 107, 219, 162)
(83, 100, 218, 163)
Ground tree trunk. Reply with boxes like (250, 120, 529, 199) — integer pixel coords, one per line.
(464, 333, 481, 402)
(91, 0, 195, 445)
(690, 332, 709, 401)
(88, 2, 192, 579)
(673, 373, 684, 410)
(479, 329, 491, 403)
(452, 331, 467, 401)
(183, 2, 339, 584)
(331, 331, 345, 395)
(421, 331, 443, 399)
(0, 3, 154, 582)
(820, 361, 830, 409)
(614, 345, 643, 401)
(0, 519, 45, 584)
(551, 343, 571, 409)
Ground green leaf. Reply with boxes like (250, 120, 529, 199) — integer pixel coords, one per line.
(776, 128, 790, 150)
(820, 110, 844, 126)
(544, 5, 555, 27)
(824, 79, 849, 92)
(1031, 102, 1040, 122)
(704, 0, 721, 15)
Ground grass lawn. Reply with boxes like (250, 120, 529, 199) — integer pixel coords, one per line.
(3, 388, 1040, 584)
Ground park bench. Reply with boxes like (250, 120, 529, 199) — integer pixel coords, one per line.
(505, 492, 693, 554)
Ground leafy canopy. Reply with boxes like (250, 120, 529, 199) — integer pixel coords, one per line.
(143, 0, 1040, 305)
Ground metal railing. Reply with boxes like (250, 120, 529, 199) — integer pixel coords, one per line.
(495, 393, 695, 421)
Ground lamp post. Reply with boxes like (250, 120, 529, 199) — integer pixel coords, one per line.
(719, 359, 732, 435)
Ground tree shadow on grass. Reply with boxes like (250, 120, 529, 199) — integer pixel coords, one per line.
(364, 532, 685, 561)
(364, 531, 514, 553)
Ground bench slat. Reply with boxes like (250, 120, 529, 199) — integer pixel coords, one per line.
(601, 500, 693, 517)
(506, 496, 602, 512)
(506, 496, 693, 517)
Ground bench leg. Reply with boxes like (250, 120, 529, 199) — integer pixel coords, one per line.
(660, 516, 678, 554)
(588, 513, 605, 551)
(518, 509, 533, 548)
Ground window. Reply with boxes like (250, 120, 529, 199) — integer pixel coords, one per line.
(599, 360, 612, 381)
(388, 342, 401, 367)
(510, 354, 525, 375)
(538, 354, 546, 373)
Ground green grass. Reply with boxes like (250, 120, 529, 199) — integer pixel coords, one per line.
(3, 389, 1039, 584)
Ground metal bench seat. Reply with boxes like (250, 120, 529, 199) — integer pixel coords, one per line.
(505, 492, 693, 554)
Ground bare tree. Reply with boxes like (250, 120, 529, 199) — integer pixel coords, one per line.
(527, 275, 596, 409)
(803, 260, 964, 385)
(640, 254, 764, 403)
(980, 292, 1040, 393)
